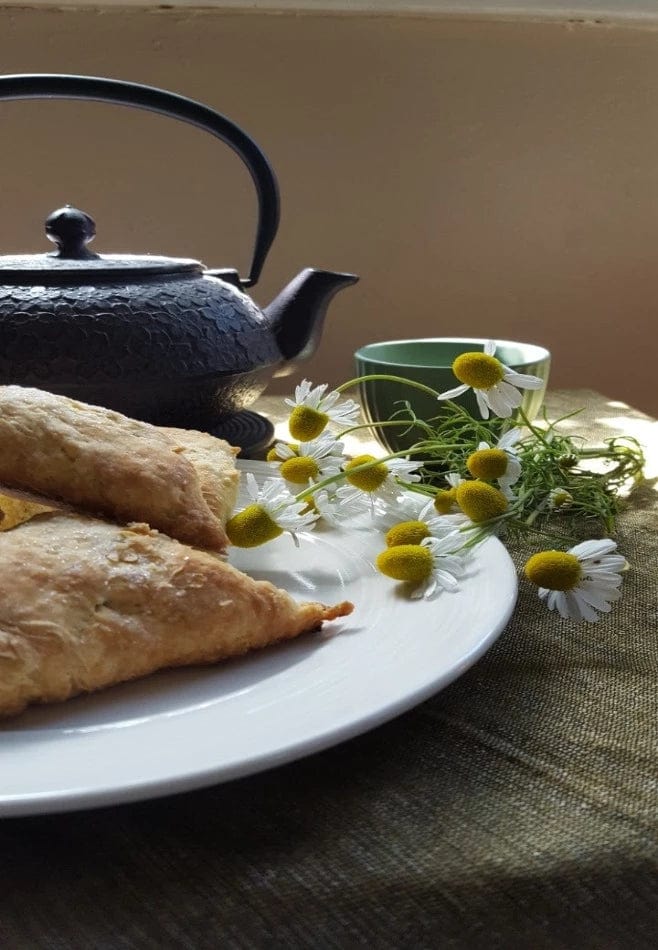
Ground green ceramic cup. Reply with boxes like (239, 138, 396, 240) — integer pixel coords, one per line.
(354, 338, 551, 454)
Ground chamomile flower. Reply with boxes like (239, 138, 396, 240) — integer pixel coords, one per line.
(376, 534, 469, 599)
(382, 498, 461, 547)
(524, 539, 627, 622)
(273, 436, 345, 486)
(226, 473, 318, 548)
(341, 454, 422, 511)
(284, 380, 360, 441)
(548, 487, 574, 510)
(467, 428, 522, 497)
(437, 340, 543, 420)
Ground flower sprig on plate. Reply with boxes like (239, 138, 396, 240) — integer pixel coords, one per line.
(226, 344, 645, 624)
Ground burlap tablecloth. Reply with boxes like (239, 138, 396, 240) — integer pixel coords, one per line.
(1, 390, 657, 949)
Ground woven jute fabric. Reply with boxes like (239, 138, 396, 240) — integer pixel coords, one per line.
(1, 391, 657, 950)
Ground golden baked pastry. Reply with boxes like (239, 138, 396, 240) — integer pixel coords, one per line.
(159, 425, 240, 529)
(0, 512, 353, 719)
(0, 386, 239, 551)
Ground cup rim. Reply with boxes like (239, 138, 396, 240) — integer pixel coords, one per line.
(354, 337, 550, 369)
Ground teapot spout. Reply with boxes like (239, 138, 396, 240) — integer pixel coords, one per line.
(265, 268, 358, 377)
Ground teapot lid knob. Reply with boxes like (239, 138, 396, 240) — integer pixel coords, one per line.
(45, 206, 99, 259)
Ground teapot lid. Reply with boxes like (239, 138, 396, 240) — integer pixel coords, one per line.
(0, 206, 202, 285)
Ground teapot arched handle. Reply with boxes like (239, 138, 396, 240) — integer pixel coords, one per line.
(0, 73, 280, 287)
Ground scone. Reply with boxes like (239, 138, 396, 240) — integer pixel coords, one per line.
(0, 512, 353, 719)
(0, 386, 239, 551)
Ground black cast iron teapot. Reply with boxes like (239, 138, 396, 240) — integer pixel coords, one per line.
(0, 74, 357, 448)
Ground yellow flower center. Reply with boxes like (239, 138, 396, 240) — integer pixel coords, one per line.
(467, 447, 509, 481)
(345, 454, 388, 492)
(279, 456, 320, 485)
(385, 520, 430, 547)
(433, 487, 457, 514)
(456, 480, 508, 522)
(550, 490, 573, 509)
(376, 544, 433, 583)
(452, 352, 504, 390)
(524, 551, 582, 591)
(288, 406, 329, 441)
(226, 504, 283, 548)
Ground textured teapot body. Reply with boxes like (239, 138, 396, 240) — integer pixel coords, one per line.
(0, 273, 285, 427)
(0, 274, 284, 381)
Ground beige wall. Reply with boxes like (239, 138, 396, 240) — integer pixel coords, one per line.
(0, 8, 657, 414)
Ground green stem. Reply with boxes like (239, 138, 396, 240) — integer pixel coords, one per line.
(335, 374, 443, 400)
(517, 408, 555, 447)
(338, 419, 424, 437)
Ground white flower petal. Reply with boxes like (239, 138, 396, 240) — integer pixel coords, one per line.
(583, 552, 626, 569)
(569, 590, 601, 623)
(438, 383, 469, 402)
(498, 427, 522, 451)
(475, 388, 490, 419)
(434, 569, 460, 591)
(576, 582, 618, 611)
(436, 556, 467, 576)
(497, 380, 524, 409)
(484, 384, 514, 418)
(245, 472, 260, 501)
(580, 571, 624, 590)
(321, 390, 340, 411)
(500, 456, 522, 487)
(544, 589, 560, 611)
(502, 368, 544, 390)
(556, 593, 573, 619)
(570, 538, 617, 560)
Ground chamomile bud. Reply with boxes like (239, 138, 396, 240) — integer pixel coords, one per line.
(433, 488, 457, 514)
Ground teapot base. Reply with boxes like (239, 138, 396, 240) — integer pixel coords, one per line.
(207, 410, 274, 459)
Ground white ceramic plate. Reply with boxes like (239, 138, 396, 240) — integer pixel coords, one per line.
(0, 462, 517, 817)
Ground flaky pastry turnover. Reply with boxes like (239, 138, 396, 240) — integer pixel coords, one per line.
(0, 386, 239, 551)
(0, 512, 352, 719)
